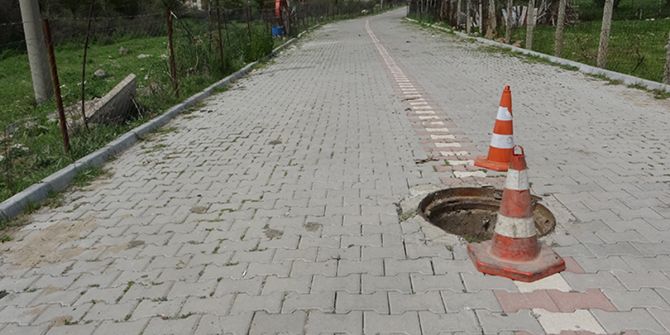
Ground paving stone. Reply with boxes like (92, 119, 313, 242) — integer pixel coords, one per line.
(603, 289, 670, 311)
(229, 293, 283, 315)
(83, 301, 137, 321)
(441, 290, 502, 312)
(143, 315, 200, 335)
(311, 274, 360, 293)
(282, 292, 335, 313)
(213, 277, 263, 296)
(93, 319, 149, 335)
(461, 273, 518, 292)
(335, 292, 389, 313)
(591, 309, 666, 334)
(363, 311, 421, 334)
(33, 303, 92, 325)
(475, 310, 544, 334)
(337, 259, 383, 276)
(249, 311, 306, 335)
(562, 272, 626, 291)
(305, 311, 363, 335)
(389, 292, 446, 314)
(0, 323, 50, 335)
(410, 273, 464, 293)
(494, 290, 560, 313)
(361, 274, 412, 293)
(130, 298, 184, 320)
(613, 271, 670, 290)
(180, 296, 235, 316)
(533, 309, 605, 334)
(418, 311, 480, 334)
(195, 313, 253, 335)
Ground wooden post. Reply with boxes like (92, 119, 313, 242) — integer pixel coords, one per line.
(166, 8, 179, 97)
(216, 0, 225, 72)
(485, 0, 497, 39)
(42, 19, 70, 154)
(80, 2, 94, 131)
(246, 0, 253, 43)
(597, 0, 614, 68)
(554, 0, 567, 56)
(664, 31, 670, 84)
(505, 0, 513, 43)
(466, 0, 472, 33)
(478, 0, 483, 34)
(456, 0, 462, 28)
(525, 0, 535, 49)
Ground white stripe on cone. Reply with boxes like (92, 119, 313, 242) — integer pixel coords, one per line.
(489, 134, 514, 149)
(505, 169, 529, 190)
(496, 106, 512, 121)
(494, 214, 536, 238)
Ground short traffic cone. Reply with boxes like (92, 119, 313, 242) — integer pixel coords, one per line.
(475, 85, 514, 172)
(468, 146, 565, 282)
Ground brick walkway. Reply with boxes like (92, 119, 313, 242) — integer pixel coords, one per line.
(1, 8, 670, 335)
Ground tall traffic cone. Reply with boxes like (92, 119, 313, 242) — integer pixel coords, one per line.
(468, 146, 565, 282)
(475, 85, 514, 172)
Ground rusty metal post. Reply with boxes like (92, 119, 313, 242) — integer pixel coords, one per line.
(42, 18, 70, 154)
(80, 1, 94, 131)
(166, 8, 179, 97)
(216, 0, 225, 72)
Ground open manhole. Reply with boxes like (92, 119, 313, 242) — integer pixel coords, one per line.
(418, 187, 556, 243)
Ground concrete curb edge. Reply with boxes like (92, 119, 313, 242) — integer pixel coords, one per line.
(404, 17, 670, 94)
(0, 29, 310, 223)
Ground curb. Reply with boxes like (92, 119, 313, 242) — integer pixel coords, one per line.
(405, 17, 670, 94)
(0, 29, 312, 223)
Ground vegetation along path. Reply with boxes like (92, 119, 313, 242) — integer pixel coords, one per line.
(1, 8, 670, 334)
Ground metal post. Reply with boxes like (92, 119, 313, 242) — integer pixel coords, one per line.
(19, 0, 52, 103)
(42, 19, 70, 154)
(80, 2, 94, 131)
(166, 8, 179, 97)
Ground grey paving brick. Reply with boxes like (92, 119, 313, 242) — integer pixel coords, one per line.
(262, 275, 312, 294)
(389, 292, 445, 314)
(0, 324, 50, 335)
(337, 259, 383, 276)
(418, 310, 481, 334)
(229, 293, 283, 315)
(33, 303, 93, 325)
(143, 315, 200, 335)
(384, 258, 433, 276)
(93, 319, 149, 335)
(291, 260, 337, 277)
(195, 313, 253, 335)
(562, 272, 626, 291)
(361, 274, 412, 293)
(363, 311, 421, 334)
(475, 310, 544, 334)
(305, 311, 363, 335)
(311, 274, 360, 293)
(130, 298, 184, 320)
(410, 273, 464, 293)
(249, 311, 306, 335)
(460, 273, 518, 292)
(603, 289, 670, 311)
(83, 301, 137, 321)
(45, 323, 99, 335)
(592, 309, 666, 334)
(335, 292, 389, 313)
(180, 296, 235, 316)
(282, 292, 335, 313)
(213, 277, 263, 296)
(442, 291, 502, 312)
(612, 270, 670, 290)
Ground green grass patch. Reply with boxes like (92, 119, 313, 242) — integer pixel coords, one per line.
(510, 19, 670, 83)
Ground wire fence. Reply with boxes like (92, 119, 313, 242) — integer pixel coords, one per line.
(408, 0, 670, 85)
(0, 0, 402, 203)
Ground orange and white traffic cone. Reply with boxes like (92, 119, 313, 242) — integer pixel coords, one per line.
(475, 85, 514, 172)
(468, 146, 565, 282)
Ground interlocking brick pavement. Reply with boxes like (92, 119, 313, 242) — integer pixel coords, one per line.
(1, 7, 670, 335)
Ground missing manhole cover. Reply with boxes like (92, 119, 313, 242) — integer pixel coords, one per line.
(418, 187, 556, 243)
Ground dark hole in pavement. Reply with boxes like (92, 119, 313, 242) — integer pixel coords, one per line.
(418, 187, 556, 243)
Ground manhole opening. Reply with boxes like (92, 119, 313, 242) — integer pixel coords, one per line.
(418, 187, 556, 243)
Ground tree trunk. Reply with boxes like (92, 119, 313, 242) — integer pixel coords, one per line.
(478, 0, 483, 34)
(597, 0, 614, 68)
(505, 0, 512, 43)
(525, 0, 535, 49)
(466, 0, 472, 33)
(485, 0, 496, 39)
(664, 31, 670, 84)
(554, 0, 567, 56)
(456, 0, 462, 27)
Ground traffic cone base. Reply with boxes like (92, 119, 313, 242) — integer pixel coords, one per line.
(467, 240, 566, 282)
(474, 155, 512, 172)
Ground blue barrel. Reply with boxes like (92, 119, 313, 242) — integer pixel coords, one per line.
(272, 25, 285, 37)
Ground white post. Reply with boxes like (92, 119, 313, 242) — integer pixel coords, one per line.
(525, 0, 536, 49)
(597, 0, 614, 68)
(554, 0, 567, 56)
(19, 0, 52, 103)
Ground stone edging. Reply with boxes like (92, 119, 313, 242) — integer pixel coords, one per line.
(405, 17, 670, 94)
(0, 28, 314, 222)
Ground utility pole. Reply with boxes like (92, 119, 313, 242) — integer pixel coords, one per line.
(19, 0, 52, 103)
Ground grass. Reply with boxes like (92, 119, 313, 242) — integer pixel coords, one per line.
(0, 21, 273, 203)
(510, 18, 670, 83)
